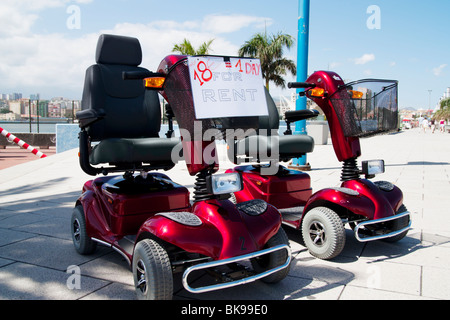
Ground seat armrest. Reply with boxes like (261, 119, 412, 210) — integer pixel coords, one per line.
(284, 109, 319, 123)
(76, 109, 106, 129)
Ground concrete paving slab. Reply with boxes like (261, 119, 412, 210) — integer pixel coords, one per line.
(0, 262, 109, 300)
(422, 266, 450, 300)
(80, 282, 136, 300)
(79, 251, 134, 286)
(0, 228, 36, 247)
(0, 236, 110, 271)
(11, 216, 72, 241)
(339, 285, 434, 300)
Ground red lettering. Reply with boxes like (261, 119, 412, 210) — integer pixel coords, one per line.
(235, 59, 243, 72)
(194, 61, 213, 86)
(245, 62, 261, 76)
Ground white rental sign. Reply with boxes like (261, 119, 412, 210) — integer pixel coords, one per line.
(188, 56, 268, 119)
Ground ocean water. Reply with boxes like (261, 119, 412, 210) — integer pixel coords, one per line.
(0, 122, 59, 134)
(1, 122, 290, 136)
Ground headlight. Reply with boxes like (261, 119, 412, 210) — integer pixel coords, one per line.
(207, 172, 243, 195)
(362, 160, 385, 176)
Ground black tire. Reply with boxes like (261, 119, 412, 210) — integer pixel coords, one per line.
(251, 227, 291, 284)
(301, 207, 346, 260)
(132, 239, 173, 300)
(383, 204, 410, 243)
(71, 205, 97, 255)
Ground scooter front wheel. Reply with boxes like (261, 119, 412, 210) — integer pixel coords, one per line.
(302, 207, 346, 260)
(132, 239, 173, 300)
(251, 227, 291, 283)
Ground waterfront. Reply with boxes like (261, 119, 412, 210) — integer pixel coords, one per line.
(0, 122, 68, 134)
(0, 122, 291, 136)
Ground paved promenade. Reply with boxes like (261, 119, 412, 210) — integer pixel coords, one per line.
(0, 128, 449, 300)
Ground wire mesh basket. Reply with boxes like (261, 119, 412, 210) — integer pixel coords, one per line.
(330, 80, 399, 138)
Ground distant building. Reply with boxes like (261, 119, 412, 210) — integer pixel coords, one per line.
(8, 101, 23, 116)
(7, 93, 22, 100)
(0, 112, 21, 121)
(30, 93, 40, 101)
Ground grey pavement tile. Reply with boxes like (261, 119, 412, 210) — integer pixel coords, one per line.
(0, 235, 110, 271)
(0, 212, 52, 229)
(0, 228, 36, 247)
(78, 251, 133, 286)
(11, 216, 72, 241)
(363, 237, 450, 269)
(339, 285, 434, 300)
(0, 262, 109, 300)
(422, 266, 450, 300)
(289, 256, 356, 286)
(80, 282, 136, 300)
(0, 257, 14, 268)
(176, 273, 344, 300)
(0, 194, 78, 214)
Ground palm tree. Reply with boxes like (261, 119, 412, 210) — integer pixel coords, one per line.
(239, 32, 296, 90)
(434, 98, 450, 121)
(172, 38, 215, 55)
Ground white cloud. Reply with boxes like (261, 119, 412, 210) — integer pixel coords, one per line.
(0, 10, 250, 98)
(0, 0, 93, 36)
(202, 14, 273, 34)
(433, 64, 447, 76)
(329, 62, 341, 69)
(352, 53, 375, 65)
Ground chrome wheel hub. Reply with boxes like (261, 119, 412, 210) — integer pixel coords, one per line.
(136, 259, 148, 294)
(308, 221, 326, 246)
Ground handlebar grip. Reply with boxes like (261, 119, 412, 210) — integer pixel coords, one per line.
(288, 82, 316, 89)
(122, 70, 154, 80)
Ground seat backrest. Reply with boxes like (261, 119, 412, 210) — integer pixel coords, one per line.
(81, 34, 161, 141)
(258, 88, 280, 134)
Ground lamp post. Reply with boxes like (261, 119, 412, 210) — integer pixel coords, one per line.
(290, 0, 311, 171)
(428, 90, 432, 113)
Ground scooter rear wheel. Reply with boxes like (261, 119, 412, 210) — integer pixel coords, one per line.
(71, 205, 97, 255)
(302, 207, 346, 260)
(132, 239, 173, 300)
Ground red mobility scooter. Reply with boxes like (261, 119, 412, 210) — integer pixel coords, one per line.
(227, 70, 411, 260)
(71, 34, 291, 299)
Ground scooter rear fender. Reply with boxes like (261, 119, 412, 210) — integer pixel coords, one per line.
(77, 181, 116, 242)
(137, 199, 282, 261)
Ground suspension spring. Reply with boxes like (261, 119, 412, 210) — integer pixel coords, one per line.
(193, 171, 215, 202)
(341, 158, 360, 181)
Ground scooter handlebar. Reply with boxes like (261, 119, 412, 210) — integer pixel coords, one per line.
(122, 70, 163, 80)
(288, 82, 316, 89)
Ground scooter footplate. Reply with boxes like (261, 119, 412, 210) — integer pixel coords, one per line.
(354, 211, 412, 242)
(182, 244, 291, 294)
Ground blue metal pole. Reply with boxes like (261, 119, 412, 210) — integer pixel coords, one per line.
(291, 0, 310, 169)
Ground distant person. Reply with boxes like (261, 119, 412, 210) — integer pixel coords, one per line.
(418, 116, 424, 132)
(431, 119, 436, 133)
(440, 119, 446, 133)
(422, 118, 429, 133)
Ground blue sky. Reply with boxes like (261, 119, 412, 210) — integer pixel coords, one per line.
(0, 0, 449, 110)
